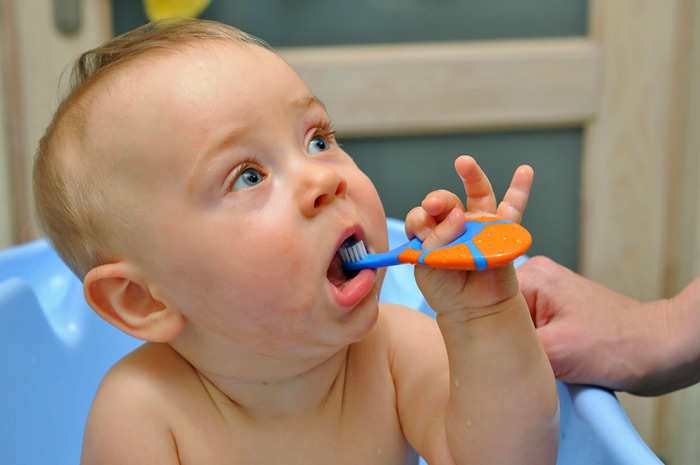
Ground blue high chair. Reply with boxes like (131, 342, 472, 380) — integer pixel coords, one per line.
(0, 219, 663, 465)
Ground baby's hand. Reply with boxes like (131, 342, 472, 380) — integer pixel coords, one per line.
(405, 155, 533, 314)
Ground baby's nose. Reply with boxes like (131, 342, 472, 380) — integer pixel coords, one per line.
(297, 164, 347, 217)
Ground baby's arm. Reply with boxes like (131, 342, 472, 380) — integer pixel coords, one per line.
(401, 156, 559, 464)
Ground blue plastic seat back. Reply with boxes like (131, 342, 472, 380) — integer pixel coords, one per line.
(0, 240, 142, 465)
(0, 278, 80, 463)
(0, 224, 662, 465)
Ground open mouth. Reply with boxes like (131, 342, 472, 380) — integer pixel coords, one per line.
(327, 239, 361, 289)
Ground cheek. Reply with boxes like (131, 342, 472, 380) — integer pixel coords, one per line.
(348, 172, 388, 247)
(152, 227, 318, 328)
(235, 235, 321, 324)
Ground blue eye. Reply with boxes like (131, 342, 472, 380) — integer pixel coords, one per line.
(231, 167, 265, 191)
(308, 135, 331, 154)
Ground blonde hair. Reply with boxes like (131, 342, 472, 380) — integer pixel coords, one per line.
(33, 19, 269, 279)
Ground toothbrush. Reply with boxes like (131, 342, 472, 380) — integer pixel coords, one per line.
(340, 216, 531, 271)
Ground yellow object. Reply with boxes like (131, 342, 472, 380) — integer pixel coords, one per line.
(143, 0, 212, 21)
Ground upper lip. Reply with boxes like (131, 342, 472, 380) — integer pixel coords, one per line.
(331, 224, 367, 260)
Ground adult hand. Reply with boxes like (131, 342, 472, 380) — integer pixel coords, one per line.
(516, 255, 697, 395)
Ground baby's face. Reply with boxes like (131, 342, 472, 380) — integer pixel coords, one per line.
(96, 41, 388, 356)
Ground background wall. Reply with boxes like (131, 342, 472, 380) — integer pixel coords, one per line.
(112, 0, 587, 271)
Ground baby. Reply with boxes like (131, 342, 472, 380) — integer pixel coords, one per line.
(33, 19, 559, 465)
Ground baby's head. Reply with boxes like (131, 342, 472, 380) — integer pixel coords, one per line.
(34, 19, 269, 280)
(33, 19, 388, 348)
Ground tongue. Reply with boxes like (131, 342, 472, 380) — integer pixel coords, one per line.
(327, 253, 348, 288)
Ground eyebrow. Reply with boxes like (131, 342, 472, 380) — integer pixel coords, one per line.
(187, 95, 327, 190)
(296, 95, 327, 112)
(187, 124, 254, 191)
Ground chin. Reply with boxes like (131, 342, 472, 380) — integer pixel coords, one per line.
(341, 288, 381, 344)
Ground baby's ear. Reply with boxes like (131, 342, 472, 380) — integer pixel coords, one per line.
(83, 263, 184, 343)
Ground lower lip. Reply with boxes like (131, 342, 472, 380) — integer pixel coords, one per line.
(328, 268, 377, 308)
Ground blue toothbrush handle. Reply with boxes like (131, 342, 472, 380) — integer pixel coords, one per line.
(342, 238, 424, 271)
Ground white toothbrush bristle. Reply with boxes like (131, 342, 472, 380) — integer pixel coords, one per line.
(339, 241, 368, 263)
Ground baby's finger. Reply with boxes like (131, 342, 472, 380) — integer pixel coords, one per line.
(496, 165, 533, 223)
(405, 206, 437, 241)
(420, 207, 466, 250)
(421, 189, 465, 223)
(454, 155, 497, 214)
(405, 189, 464, 241)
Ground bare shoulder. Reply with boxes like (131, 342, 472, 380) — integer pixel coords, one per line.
(81, 343, 194, 464)
(378, 302, 436, 325)
(342, 303, 445, 400)
(363, 303, 447, 377)
(349, 303, 435, 357)
(94, 342, 196, 401)
(377, 303, 444, 349)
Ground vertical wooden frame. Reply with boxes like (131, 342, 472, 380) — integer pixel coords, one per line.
(0, 0, 26, 245)
(581, 0, 692, 301)
(0, 0, 113, 243)
(0, 4, 14, 248)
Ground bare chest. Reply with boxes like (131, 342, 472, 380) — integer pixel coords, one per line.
(172, 392, 418, 465)
(167, 347, 416, 464)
